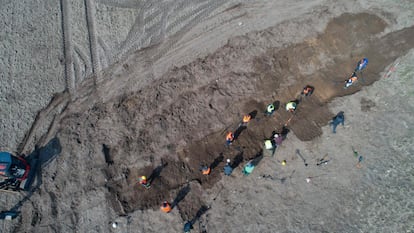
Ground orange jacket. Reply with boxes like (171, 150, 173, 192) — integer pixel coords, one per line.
(161, 202, 172, 213)
(226, 132, 234, 141)
(243, 115, 251, 123)
(202, 167, 211, 175)
(350, 76, 358, 82)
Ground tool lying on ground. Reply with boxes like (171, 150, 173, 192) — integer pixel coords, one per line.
(352, 147, 364, 168)
(356, 155, 363, 169)
(261, 170, 295, 184)
(295, 149, 308, 167)
(317, 159, 330, 166)
(316, 154, 330, 166)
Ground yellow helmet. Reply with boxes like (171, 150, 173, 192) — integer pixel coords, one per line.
(141, 176, 146, 180)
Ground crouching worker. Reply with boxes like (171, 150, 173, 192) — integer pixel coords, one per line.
(242, 161, 255, 176)
(329, 111, 345, 133)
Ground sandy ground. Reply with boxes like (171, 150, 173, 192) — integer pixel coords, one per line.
(1, 0, 414, 233)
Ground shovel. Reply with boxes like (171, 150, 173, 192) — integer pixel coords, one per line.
(295, 149, 308, 167)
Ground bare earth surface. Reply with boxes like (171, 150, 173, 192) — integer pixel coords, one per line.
(0, 1, 413, 233)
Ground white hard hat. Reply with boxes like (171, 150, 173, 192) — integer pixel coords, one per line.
(226, 159, 231, 163)
(112, 222, 118, 228)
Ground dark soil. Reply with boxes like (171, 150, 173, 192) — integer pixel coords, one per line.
(56, 13, 414, 222)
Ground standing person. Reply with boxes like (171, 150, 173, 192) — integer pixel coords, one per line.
(285, 101, 297, 112)
(273, 133, 284, 146)
(184, 221, 193, 233)
(329, 111, 345, 133)
(138, 176, 150, 188)
(161, 201, 172, 213)
(266, 104, 275, 115)
(301, 85, 315, 97)
(355, 58, 368, 72)
(345, 72, 358, 88)
(200, 165, 211, 175)
(241, 114, 251, 126)
(226, 132, 234, 145)
(224, 159, 233, 176)
(242, 162, 255, 175)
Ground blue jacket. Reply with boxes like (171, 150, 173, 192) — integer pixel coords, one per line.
(332, 114, 345, 126)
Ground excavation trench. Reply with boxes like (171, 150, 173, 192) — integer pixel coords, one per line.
(57, 13, 414, 220)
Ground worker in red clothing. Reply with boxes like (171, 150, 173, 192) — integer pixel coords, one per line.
(161, 201, 172, 213)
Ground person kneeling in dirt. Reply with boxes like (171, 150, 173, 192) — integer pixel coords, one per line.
(329, 111, 345, 133)
(301, 85, 315, 96)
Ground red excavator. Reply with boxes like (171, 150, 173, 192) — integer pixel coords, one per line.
(0, 152, 32, 192)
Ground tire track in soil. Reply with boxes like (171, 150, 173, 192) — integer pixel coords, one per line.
(18, 93, 70, 155)
(164, 1, 211, 35)
(97, 0, 142, 9)
(98, 36, 111, 66)
(85, 0, 101, 83)
(73, 53, 82, 88)
(100, 0, 226, 74)
(152, 0, 228, 62)
(60, 0, 75, 98)
(113, 0, 150, 61)
(74, 45, 92, 77)
(116, 9, 145, 60)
